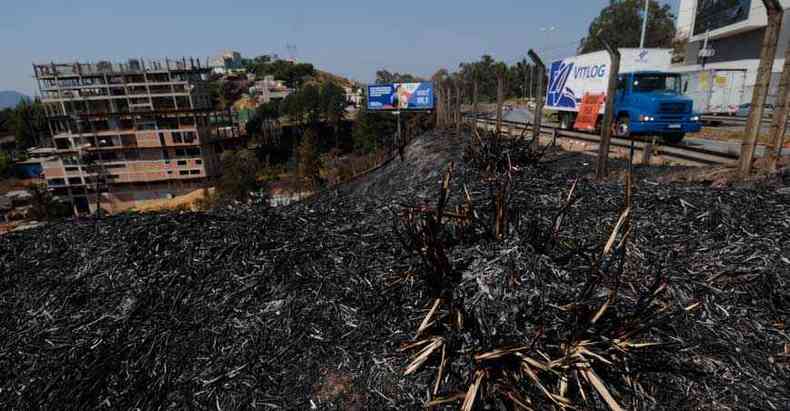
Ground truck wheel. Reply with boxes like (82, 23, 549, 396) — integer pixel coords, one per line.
(664, 133, 684, 144)
(614, 115, 630, 138)
(559, 113, 574, 130)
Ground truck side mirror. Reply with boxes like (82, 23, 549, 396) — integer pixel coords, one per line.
(683, 81, 688, 93)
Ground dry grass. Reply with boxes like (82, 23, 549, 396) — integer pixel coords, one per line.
(131, 188, 214, 213)
(0, 177, 44, 194)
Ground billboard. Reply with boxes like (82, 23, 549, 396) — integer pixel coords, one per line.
(367, 82, 434, 111)
(693, 0, 752, 36)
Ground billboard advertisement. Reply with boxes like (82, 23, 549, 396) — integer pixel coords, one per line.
(694, 0, 751, 36)
(367, 82, 434, 111)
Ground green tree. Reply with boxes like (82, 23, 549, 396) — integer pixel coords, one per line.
(216, 149, 262, 202)
(246, 101, 282, 143)
(10, 100, 49, 149)
(301, 84, 322, 125)
(579, 0, 676, 54)
(457, 55, 500, 102)
(352, 95, 396, 153)
(282, 92, 306, 126)
(375, 70, 422, 84)
(252, 59, 316, 88)
(296, 129, 322, 190)
(0, 150, 11, 177)
(320, 82, 348, 147)
(26, 183, 71, 220)
(221, 78, 251, 107)
(207, 80, 225, 109)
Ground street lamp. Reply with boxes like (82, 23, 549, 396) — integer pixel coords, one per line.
(533, 27, 557, 101)
(640, 0, 649, 49)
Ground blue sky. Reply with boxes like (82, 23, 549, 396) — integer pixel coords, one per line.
(0, 0, 678, 95)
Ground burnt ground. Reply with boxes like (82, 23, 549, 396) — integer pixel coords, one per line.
(1, 130, 789, 410)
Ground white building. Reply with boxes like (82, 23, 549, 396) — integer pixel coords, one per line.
(249, 75, 291, 104)
(344, 86, 363, 107)
(209, 50, 245, 76)
(675, 0, 790, 105)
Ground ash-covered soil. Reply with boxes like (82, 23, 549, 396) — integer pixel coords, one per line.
(1, 131, 788, 410)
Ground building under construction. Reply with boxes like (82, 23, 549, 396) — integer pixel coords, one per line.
(33, 58, 241, 214)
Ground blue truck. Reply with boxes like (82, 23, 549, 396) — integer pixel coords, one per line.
(546, 48, 701, 143)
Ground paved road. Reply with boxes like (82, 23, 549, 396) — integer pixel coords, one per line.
(479, 108, 790, 158)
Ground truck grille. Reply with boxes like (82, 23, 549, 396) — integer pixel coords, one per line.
(659, 102, 690, 114)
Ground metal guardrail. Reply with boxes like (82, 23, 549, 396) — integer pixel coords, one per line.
(466, 114, 738, 166)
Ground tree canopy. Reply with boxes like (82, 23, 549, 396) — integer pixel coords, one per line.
(250, 59, 316, 88)
(375, 70, 422, 84)
(216, 149, 263, 202)
(264, 82, 349, 128)
(454, 55, 541, 103)
(8, 100, 49, 149)
(579, 0, 676, 54)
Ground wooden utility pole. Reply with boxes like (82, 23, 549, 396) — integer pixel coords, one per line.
(528, 50, 546, 144)
(740, 0, 784, 178)
(496, 69, 505, 134)
(445, 84, 453, 129)
(767, 27, 790, 171)
(595, 33, 621, 180)
(434, 86, 443, 128)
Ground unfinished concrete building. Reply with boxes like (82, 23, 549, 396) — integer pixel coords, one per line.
(33, 58, 242, 214)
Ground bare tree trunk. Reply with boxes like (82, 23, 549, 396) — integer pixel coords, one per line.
(529, 51, 546, 144)
(595, 38, 621, 180)
(445, 85, 452, 129)
(496, 72, 504, 134)
(455, 80, 462, 136)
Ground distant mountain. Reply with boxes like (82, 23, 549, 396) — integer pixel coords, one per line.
(0, 91, 31, 110)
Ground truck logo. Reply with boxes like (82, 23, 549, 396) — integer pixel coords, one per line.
(548, 61, 577, 108)
(638, 49, 649, 62)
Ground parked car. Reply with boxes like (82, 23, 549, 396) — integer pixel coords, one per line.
(736, 103, 774, 118)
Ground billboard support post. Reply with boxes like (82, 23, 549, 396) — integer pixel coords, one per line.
(528, 50, 546, 144)
(365, 82, 434, 156)
(395, 110, 402, 158)
(594, 32, 621, 180)
(740, 0, 783, 178)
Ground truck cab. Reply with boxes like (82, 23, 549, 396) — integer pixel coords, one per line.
(613, 71, 701, 143)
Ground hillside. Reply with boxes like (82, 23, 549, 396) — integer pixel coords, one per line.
(0, 90, 30, 109)
(1, 130, 789, 409)
(312, 69, 359, 88)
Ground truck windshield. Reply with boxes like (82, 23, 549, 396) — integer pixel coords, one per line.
(632, 74, 681, 94)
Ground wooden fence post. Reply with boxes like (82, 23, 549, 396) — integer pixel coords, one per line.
(740, 0, 784, 177)
(528, 50, 546, 144)
(594, 33, 621, 180)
